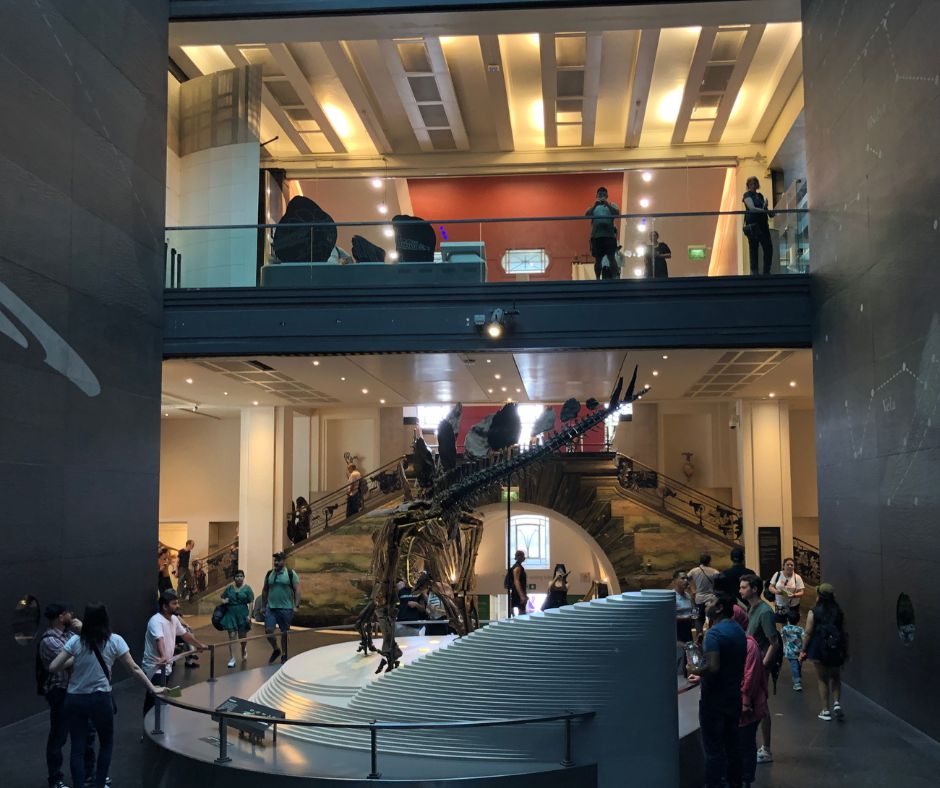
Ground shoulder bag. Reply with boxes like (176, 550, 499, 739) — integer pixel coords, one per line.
(90, 640, 118, 714)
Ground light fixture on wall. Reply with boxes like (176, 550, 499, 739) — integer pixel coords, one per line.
(473, 307, 517, 339)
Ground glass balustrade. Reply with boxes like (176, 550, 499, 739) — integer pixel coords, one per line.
(163, 209, 808, 289)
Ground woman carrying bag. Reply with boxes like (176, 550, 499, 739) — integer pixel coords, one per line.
(49, 603, 163, 788)
(220, 570, 255, 667)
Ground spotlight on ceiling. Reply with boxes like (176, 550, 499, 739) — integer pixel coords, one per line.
(641, 171, 653, 183)
(473, 307, 516, 340)
(371, 178, 383, 189)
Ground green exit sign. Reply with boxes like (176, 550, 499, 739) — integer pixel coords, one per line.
(688, 246, 707, 260)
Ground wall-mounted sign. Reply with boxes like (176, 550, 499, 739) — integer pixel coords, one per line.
(757, 527, 782, 581)
(688, 246, 708, 261)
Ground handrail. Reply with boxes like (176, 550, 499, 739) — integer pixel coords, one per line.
(285, 454, 408, 553)
(166, 207, 809, 232)
(614, 452, 742, 542)
(615, 453, 741, 514)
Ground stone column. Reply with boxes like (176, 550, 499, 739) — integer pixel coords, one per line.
(737, 400, 793, 575)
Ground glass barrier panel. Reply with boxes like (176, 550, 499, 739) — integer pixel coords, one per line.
(163, 211, 807, 289)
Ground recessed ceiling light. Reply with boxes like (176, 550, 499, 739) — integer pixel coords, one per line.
(789, 381, 797, 388)
(639, 197, 650, 208)
(383, 226, 394, 238)
(361, 388, 368, 394)
(312, 360, 320, 366)
(371, 177, 383, 189)
(252, 400, 259, 406)
(633, 267, 644, 277)
(644, 383, 650, 388)
(516, 388, 521, 393)
(185, 377, 193, 384)
(661, 354, 669, 360)
(379, 398, 386, 404)
(641, 171, 653, 183)
(223, 391, 229, 396)
(494, 373, 501, 379)
(501, 386, 507, 392)
(635, 245, 646, 256)
(769, 392, 776, 398)
(486, 359, 492, 363)
(388, 250, 399, 261)
(637, 221, 647, 232)
(377, 203, 388, 215)
(163, 412, 168, 417)
(652, 370, 659, 376)
(340, 376, 346, 381)
(487, 388, 493, 393)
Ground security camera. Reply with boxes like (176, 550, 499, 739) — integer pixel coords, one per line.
(729, 416, 739, 430)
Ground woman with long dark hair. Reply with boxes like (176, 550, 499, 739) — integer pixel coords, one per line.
(49, 603, 163, 787)
(800, 583, 848, 721)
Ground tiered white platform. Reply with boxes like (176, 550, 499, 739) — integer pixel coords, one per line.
(251, 591, 680, 788)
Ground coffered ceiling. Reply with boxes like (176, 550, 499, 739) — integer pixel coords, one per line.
(169, 0, 803, 177)
(161, 348, 813, 419)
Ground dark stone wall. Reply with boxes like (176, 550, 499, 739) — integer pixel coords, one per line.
(803, 0, 940, 739)
(0, 0, 167, 725)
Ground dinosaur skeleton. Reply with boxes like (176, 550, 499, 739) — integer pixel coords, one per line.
(355, 369, 643, 672)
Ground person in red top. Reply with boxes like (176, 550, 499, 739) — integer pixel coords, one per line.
(732, 605, 768, 788)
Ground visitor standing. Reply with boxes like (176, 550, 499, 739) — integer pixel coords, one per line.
(731, 605, 768, 788)
(644, 231, 672, 278)
(742, 177, 775, 275)
(142, 590, 206, 716)
(38, 603, 94, 788)
(262, 552, 301, 664)
(221, 570, 254, 667)
(346, 463, 363, 518)
(176, 540, 195, 601)
(507, 549, 528, 615)
(49, 603, 163, 788)
(688, 553, 720, 631)
(801, 582, 848, 721)
(768, 558, 804, 625)
(688, 593, 746, 788)
(715, 546, 756, 600)
(585, 187, 620, 280)
(740, 574, 780, 765)
(157, 547, 173, 594)
(671, 570, 695, 644)
(541, 564, 569, 611)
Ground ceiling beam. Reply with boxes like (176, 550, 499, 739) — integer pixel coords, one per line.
(708, 24, 765, 143)
(378, 38, 432, 152)
(268, 140, 768, 179)
(424, 37, 470, 151)
(580, 33, 603, 148)
(624, 29, 658, 149)
(539, 33, 558, 148)
(222, 45, 313, 155)
(320, 40, 392, 154)
(671, 26, 718, 145)
(269, 42, 348, 153)
(168, 46, 202, 79)
(751, 40, 803, 142)
(478, 36, 514, 152)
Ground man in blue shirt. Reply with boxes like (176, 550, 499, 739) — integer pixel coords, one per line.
(690, 593, 746, 788)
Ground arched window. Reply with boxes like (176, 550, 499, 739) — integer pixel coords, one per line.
(509, 514, 550, 569)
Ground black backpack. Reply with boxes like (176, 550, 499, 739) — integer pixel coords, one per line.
(818, 615, 847, 664)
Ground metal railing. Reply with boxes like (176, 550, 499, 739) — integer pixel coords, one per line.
(793, 537, 821, 585)
(285, 455, 409, 554)
(163, 207, 810, 288)
(150, 625, 594, 777)
(614, 453, 743, 542)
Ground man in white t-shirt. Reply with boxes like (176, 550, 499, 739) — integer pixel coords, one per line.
(687, 553, 720, 629)
(768, 558, 804, 625)
(142, 590, 206, 715)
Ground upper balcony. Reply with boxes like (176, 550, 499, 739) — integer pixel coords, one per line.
(162, 206, 811, 357)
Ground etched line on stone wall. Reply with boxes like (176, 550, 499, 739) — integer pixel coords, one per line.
(0, 281, 101, 397)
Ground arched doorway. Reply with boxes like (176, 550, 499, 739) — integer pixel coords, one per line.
(473, 502, 621, 618)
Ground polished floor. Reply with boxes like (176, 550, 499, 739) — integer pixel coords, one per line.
(4, 621, 940, 787)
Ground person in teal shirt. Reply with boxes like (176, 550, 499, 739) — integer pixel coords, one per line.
(220, 570, 254, 667)
(262, 552, 300, 665)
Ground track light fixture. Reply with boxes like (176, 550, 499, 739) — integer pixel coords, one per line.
(472, 307, 518, 340)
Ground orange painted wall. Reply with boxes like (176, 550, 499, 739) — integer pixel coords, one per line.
(407, 173, 623, 282)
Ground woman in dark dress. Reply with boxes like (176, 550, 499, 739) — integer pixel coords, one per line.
(801, 582, 847, 721)
(541, 564, 569, 611)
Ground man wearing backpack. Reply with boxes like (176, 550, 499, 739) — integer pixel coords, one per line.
(740, 574, 781, 765)
(262, 551, 301, 664)
(37, 603, 95, 788)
